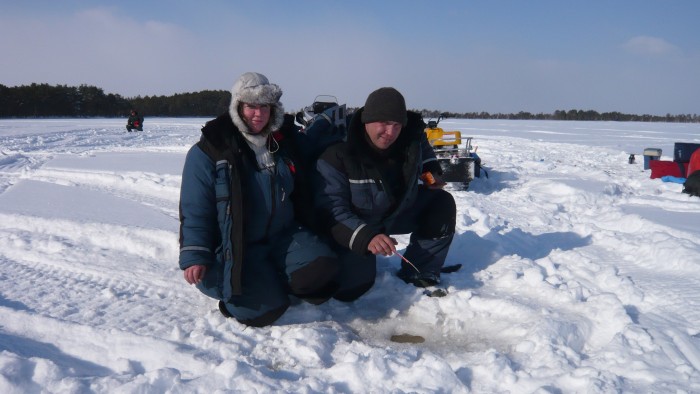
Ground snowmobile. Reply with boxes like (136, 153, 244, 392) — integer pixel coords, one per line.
(295, 95, 348, 130)
(293, 95, 350, 167)
(424, 113, 481, 190)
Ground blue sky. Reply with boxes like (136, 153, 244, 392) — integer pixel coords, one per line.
(2, 0, 699, 115)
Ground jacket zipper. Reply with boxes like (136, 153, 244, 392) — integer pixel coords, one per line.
(227, 163, 233, 215)
(264, 168, 276, 238)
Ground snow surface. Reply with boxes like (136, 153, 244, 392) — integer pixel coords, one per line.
(1, 117, 699, 393)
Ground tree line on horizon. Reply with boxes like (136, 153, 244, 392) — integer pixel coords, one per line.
(1, 83, 697, 123)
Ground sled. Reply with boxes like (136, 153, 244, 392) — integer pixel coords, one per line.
(424, 114, 480, 190)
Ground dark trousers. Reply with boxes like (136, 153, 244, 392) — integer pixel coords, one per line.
(333, 187, 456, 300)
(201, 226, 339, 326)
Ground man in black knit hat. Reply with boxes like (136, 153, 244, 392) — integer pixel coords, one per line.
(315, 87, 457, 299)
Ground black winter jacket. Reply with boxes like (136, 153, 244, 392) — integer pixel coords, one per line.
(315, 109, 441, 255)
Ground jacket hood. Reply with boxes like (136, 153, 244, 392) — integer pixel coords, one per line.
(229, 72, 285, 136)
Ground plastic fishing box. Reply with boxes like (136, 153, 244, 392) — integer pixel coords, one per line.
(643, 148, 662, 170)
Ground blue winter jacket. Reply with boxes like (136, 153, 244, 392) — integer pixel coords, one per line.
(179, 113, 312, 298)
(315, 109, 441, 255)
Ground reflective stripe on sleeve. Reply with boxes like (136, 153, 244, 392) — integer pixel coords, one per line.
(349, 223, 367, 250)
(180, 245, 212, 253)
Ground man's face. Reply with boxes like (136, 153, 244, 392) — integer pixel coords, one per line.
(364, 121, 402, 150)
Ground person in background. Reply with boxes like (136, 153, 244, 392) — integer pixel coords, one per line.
(178, 72, 340, 327)
(315, 87, 457, 300)
(126, 109, 144, 132)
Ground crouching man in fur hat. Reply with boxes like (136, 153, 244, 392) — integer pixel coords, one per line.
(178, 72, 340, 327)
(315, 87, 457, 298)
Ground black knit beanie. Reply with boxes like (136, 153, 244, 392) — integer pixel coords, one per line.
(360, 87, 408, 126)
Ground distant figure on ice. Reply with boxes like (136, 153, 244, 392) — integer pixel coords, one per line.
(126, 110, 144, 132)
(315, 87, 457, 295)
(178, 72, 340, 327)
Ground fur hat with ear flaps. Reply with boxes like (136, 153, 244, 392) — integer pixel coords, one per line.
(229, 72, 285, 137)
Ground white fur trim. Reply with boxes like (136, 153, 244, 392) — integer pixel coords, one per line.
(228, 72, 285, 135)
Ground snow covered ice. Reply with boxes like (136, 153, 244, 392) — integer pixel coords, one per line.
(1, 117, 699, 393)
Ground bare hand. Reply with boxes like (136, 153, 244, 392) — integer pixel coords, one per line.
(367, 234, 398, 256)
(184, 265, 207, 284)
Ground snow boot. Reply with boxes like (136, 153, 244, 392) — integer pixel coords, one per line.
(397, 269, 440, 288)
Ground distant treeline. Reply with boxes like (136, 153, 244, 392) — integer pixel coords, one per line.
(0, 83, 229, 118)
(1, 83, 698, 123)
(420, 109, 699, 123)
